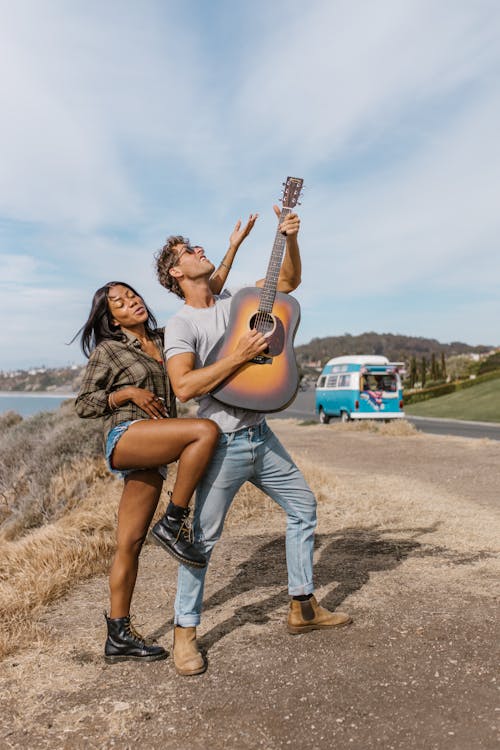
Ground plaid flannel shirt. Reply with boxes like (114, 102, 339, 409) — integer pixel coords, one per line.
(75, 329, 177, 441)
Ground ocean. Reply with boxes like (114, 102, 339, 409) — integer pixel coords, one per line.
(0, 392, 76, 418)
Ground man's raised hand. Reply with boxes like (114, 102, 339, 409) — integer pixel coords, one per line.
(273, 205, 300, 237)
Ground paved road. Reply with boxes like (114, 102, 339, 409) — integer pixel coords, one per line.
(275, 388, 500, 441)
(405, 415, 500, 441)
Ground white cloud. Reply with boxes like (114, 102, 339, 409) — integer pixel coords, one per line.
(0, 284, 80, 368)
(232, 0, 500, 163)
(0, 254, 40, 283)
(1, 0, 499, 368)
(0, 1, 223, 229)
(302, 78, 500, 299)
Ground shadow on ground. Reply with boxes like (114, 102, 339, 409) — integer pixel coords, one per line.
(150, 524, 490, 651)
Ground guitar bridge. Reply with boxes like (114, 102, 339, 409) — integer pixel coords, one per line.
(251, 355, 272, 365)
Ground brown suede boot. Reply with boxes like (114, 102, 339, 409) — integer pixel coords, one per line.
(287, 595, 352, 634)
(173, 626, 206, 676)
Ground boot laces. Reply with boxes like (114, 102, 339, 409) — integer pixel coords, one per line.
(126, 618, 146, 645)
(177, 516, 194, 545)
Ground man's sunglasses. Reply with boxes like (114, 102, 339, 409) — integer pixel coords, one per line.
(172, 244, 201, 265)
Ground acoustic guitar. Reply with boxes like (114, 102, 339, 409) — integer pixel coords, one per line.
(211, 176, 303, 412)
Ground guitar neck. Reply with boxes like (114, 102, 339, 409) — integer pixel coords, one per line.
(259, 206, 291, 313)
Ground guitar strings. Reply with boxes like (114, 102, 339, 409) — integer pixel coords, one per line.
(253, 215, 285, 334)
(252, 200, 295, 334)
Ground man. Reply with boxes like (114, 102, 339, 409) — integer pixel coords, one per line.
(155, 208, 351, 676)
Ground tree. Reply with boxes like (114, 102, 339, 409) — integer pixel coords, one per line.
(409, 356, 418, 388)
(421, 356, 427, 388)
(446, 355, 473, 380)
(431, 353, 439, 381)
(441, 352, 447, 379)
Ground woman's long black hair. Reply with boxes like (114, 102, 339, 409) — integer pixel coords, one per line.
(74, 281, 159, 358)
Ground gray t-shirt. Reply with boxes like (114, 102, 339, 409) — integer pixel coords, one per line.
(164, 289, 265, 432)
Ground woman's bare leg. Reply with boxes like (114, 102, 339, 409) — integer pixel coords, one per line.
(109, 470, 162, 618)
(111, 418, 219, 508)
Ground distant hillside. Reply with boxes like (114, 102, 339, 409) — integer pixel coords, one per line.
(1, 333, 497, 392)
(0, 366, 83, 393)
(478, 351, 500, 375)
(296, 332, 494, 367)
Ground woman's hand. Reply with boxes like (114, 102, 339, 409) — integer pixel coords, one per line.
(119, 387, 167, 419)
(210, 213, 259, 295)
(229, 213, 258, 250)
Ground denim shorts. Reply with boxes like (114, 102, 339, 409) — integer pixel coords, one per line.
(105, 420, 168, 481)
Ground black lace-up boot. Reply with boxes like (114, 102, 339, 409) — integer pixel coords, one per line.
(150, 502, 206, 568)
(104, 614, 168, 663)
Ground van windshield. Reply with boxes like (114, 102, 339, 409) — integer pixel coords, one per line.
(361, 373, 398, 392)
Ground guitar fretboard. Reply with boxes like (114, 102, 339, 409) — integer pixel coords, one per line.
(258, 207, 291, 313)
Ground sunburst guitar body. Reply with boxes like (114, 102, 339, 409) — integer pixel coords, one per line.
(211, 176, 304, 412)
(211, 287, 301, 412)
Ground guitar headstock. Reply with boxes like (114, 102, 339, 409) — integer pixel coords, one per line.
(281, 176, 304, 209)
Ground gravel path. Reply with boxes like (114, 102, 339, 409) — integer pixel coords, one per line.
(1, 421, 498, 750)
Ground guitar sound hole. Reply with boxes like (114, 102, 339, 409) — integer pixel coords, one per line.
(250, 312, 274, 336)
(250, 312, 273, 361)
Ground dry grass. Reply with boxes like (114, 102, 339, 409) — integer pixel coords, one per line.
(0, 404, 110, 657)
(305, 418, 420, 437)
(0, 401, 103, 541)
(0, 471, 117, 657)
(0, 452, 339, 658)
(1, 409, 498, 661)
(0, 410, 23, 430)
(225, 458, 337, 527)
(0, 467, 181, 658)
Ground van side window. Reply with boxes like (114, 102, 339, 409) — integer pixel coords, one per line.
(338, 374, 351, 387)
(317, 376, 327, 388)
(326, 375, 338, 388)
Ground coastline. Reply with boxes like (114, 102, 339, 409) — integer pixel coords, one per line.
(0, 391, 76, 398)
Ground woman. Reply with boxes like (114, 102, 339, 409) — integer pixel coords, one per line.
(75, 281, 219, 663)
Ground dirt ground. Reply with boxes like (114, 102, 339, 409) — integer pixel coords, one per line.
(0, 420, 499, 750)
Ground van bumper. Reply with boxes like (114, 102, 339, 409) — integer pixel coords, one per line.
(350, 412, 406, 420)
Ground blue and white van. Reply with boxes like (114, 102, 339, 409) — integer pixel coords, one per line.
(315, 355, 405, 423)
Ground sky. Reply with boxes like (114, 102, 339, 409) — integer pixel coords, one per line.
(1, 0, 499, 369)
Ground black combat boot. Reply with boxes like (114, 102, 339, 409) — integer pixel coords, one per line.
(104, 614, 168, 663)
(150, 502, 206, 568)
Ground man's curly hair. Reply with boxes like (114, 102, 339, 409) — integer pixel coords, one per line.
(155, 235, 189, 299)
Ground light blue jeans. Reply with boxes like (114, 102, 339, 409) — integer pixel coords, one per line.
(174, 421, 317, 627)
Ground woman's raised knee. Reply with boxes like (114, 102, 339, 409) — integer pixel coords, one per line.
(198, 418, 220, 444)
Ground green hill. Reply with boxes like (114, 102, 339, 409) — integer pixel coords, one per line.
(405, 378, 500, 422)
(478, 351, 500, 375)
(296, 332, 493, 367)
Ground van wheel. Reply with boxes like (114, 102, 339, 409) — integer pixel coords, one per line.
(340, 411, 350, 423)
(319, 408, 330, 424)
